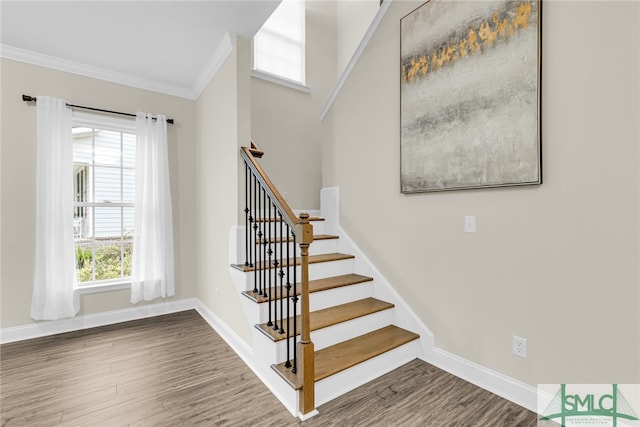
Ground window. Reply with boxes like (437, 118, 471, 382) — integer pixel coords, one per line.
(253, 0, 305, 85)
(72, 120, 136, 285)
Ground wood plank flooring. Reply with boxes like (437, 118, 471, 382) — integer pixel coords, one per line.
(1, 310, 537, 426)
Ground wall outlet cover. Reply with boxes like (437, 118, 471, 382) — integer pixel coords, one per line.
(513, 335, 527, 358)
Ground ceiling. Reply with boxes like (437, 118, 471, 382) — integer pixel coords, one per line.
(0, 1, 280, 99)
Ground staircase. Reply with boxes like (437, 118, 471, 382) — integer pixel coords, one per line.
(230, 144, 425, 419)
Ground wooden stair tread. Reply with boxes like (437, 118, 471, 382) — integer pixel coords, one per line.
(312, 234, 338, 240)
(256, 234, 338, 244)
(272, 325, 420, 390)
(231, 253, 354, 272)
(241, 273, 373, 303)
(255, 297, 394, 342)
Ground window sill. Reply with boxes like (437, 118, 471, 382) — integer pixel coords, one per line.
(76, 281, 131, 295)
(250, 69, 311, 93)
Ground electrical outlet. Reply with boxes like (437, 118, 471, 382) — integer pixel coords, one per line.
(464, 215, 476, 233)
(513, 335, 527, 358)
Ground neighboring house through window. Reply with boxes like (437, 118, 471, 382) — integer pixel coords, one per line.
(253, 0, 305, 85)
(72, 116, 135, 285)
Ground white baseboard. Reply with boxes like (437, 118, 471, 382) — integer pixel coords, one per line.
(0, 298, 198, 344)
(192, 299, 299, 418)
(298, 409, 319, 421)
(191, 299, 252, 360)
(424, 347, 538, 413)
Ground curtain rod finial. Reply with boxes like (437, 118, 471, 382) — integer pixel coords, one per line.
(22, 95, 36, 102)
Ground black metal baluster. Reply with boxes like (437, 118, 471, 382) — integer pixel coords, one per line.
(285, 222, 292, 369)
(252, 174, 258, 293)
(266, 197, 273, 327)
(248, 168, 254, 268)
(278, 213, 285, 335)
(261, 189, 267, 297)
(271, 203, 279, 331)
(244, 164, 250, 267)
(258, 186, 264, 297)
(291, 230, 298, 374)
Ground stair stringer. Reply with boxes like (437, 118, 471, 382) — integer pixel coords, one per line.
(333, 229, 435, 349)
(320, 187, 435, 355)
(228, 267, 299, 416)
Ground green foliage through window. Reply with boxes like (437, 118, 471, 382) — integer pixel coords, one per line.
(75, 242, 132, 283)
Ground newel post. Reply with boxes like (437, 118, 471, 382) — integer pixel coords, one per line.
(296, 213, 315, 415)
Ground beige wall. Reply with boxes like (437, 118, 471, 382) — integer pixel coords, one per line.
(195, 38, 252, 344)
(323, 0, 640, 385)
(251, 1, 336, 211)
(0, 58, 197, 328)
(336, 0, 379, 77)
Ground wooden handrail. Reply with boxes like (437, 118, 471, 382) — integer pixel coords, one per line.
(247, 140, 265, 158)
(241, 143, 297, 231)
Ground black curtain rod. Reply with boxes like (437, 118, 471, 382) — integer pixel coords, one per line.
(22, 95, 174, 125)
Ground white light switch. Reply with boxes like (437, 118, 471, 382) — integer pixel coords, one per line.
(464, 216, 476, 233)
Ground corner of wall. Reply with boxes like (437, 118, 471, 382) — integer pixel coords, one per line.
(194, 40, 252, 346)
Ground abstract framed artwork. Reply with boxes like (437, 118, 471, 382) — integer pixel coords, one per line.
(400, 0, 542, 193)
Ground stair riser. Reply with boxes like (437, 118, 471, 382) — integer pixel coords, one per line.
(309, 258, 354, 280)
(251, 237, 338, 259)
(252, 327, 279, 362)
(248, 219, 326, 237)
(254, 281, 374, 323)
(309, 281, 373, 312)
(310, 309, 395, 351)
(268, 309, 395, 363)
(244, 258, 355, 287)
(256, 302, 295, 328)
(232, 268, 262, 326)
(232, 224, 326, 266)
(309, 239, 338, 256)
(314, 340, 421, 408)
(310, 220, 325, 235)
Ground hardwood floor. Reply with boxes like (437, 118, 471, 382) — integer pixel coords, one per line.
(1, 310, 537, 426)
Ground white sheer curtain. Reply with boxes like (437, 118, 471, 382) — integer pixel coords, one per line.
(31, 96, 79, 320)
(130, 113, 175, 303)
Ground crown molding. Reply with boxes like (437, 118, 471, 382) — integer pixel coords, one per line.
(318, 0, 392, 122)
(0, 44, 198, 100)
(192, 32, 236, 99)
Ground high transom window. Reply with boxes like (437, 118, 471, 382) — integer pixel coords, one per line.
(253, 0, 305, 84)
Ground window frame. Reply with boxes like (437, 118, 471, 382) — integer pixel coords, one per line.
(71, 111, 136, 291)
(252, 0, 310, 92)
